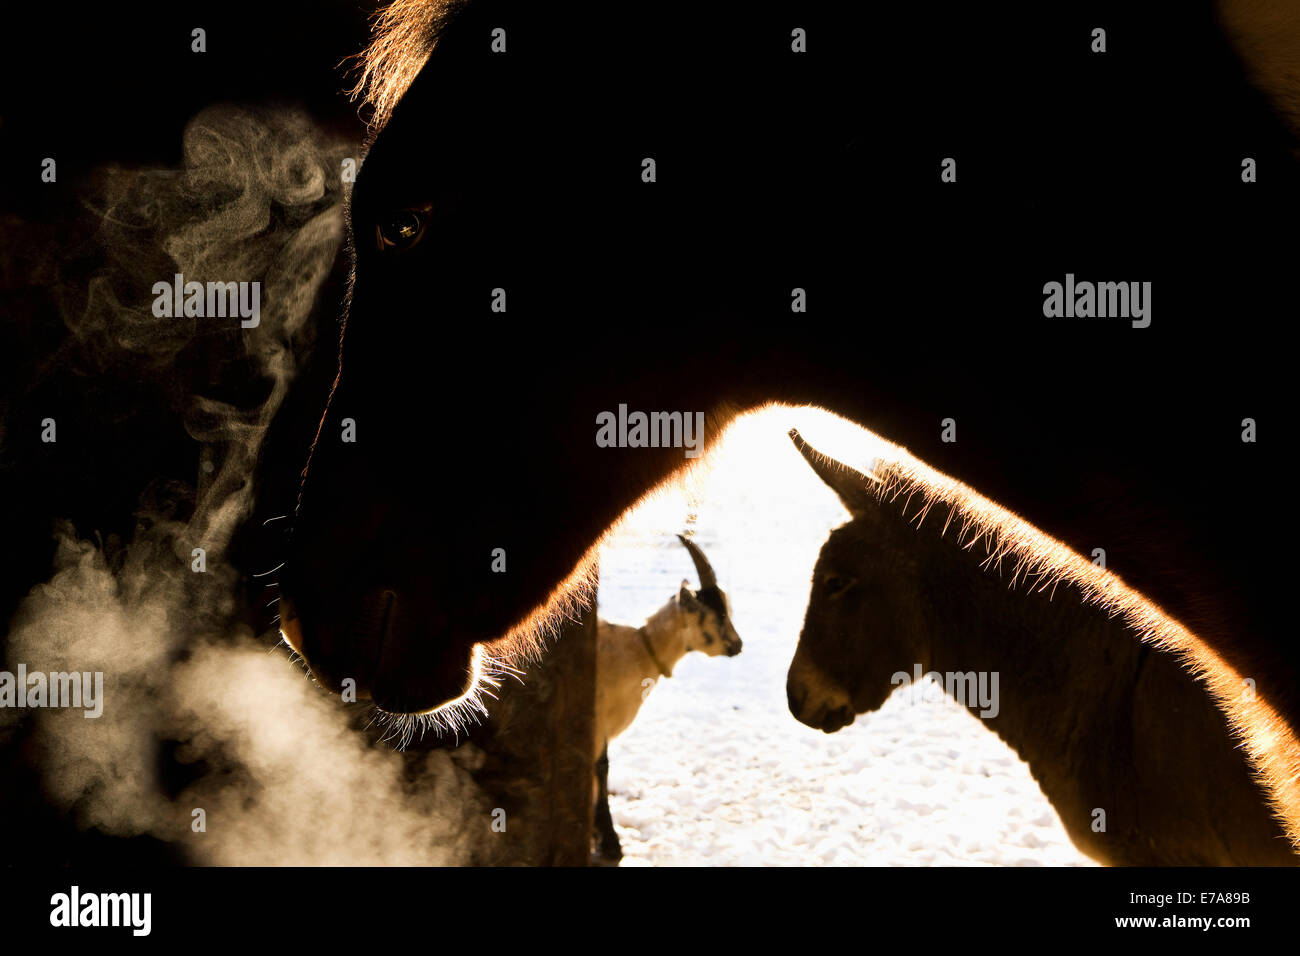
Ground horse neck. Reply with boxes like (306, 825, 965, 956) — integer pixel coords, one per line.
(641, 602, 691, 678)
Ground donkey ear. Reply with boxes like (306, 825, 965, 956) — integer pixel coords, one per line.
(788, 428, 878, 518)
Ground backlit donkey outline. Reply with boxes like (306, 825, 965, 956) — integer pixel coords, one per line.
(272, 0, 1300, 848)
(786, 429, 1296, 865)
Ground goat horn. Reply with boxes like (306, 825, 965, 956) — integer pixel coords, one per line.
(676, 533, 717, 590)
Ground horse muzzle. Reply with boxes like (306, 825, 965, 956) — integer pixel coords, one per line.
(277, 586, 480, 715)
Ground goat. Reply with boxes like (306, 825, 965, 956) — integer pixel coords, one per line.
(590, 534, 741, 864)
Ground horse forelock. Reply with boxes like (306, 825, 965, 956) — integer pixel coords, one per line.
(346, 0, 470, 132)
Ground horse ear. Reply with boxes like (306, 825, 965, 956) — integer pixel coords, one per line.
(678, 580, 694, 604)
(788, 428, 878, 517)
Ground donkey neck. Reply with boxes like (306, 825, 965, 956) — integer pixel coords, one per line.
(918, 540, 1145, 782)
(909, 522, 1291, 863)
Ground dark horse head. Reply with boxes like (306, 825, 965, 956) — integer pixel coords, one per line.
(277, 0, 802, 720)
(281, 1, 583, 719)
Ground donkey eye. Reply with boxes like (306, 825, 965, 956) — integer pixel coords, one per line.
(375, 202, 433, 252)
(824, 575, 855, 596)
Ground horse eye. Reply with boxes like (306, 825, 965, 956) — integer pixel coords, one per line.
(375, 203, 433, 252)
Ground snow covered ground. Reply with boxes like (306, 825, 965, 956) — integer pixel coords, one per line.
(596, 409, 1096, 866)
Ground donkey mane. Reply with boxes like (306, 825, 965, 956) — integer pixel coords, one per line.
(790, 428, 1300, 850)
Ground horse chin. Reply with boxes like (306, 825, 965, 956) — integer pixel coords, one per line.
(279, 615, 306, 657)
(278, 588, 484, 717)
(372, 666, 479, 722)
(370, 657, 478, 717)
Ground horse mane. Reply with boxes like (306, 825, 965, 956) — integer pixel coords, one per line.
(807, 434, 1300, 849)
(345, 0, 470, 132)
